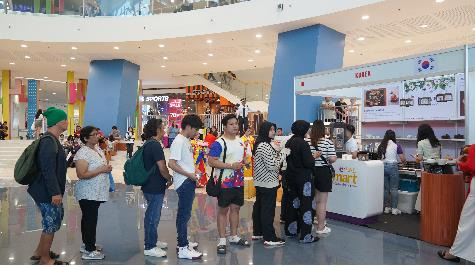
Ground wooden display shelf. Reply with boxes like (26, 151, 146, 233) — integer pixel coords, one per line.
(420, 172, 465, 246)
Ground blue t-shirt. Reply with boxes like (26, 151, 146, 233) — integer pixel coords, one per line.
(141, 140, 167, 194)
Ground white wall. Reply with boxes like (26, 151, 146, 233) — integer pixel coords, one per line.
(0, 0, 383, 42)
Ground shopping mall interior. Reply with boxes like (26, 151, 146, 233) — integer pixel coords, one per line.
(1, 0, 475, 265)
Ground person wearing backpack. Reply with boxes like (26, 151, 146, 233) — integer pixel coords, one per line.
(141, 118, 173, 258)
(168, 115, 204, 260)
(27, 107, 69, 265)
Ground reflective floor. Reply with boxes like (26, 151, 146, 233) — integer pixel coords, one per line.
(0, 182, 464, 265)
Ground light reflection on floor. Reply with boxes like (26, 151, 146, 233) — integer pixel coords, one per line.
(0, 181, 461, 265)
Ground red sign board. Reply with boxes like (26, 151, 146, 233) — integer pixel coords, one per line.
(355, 70, 371, 79)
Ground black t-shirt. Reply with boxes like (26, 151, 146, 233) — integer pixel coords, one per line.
(335, 100, 347, 119)
(141, 140, 167, 194)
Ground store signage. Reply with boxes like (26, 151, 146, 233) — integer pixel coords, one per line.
(355, 70, 371, 79)
(333, 166, 358, 188)
(146, 96, 169, 102)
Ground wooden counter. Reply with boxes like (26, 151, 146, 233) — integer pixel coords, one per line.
(420, 172, 465, 246)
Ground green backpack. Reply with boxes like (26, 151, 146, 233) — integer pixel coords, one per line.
(14, 135, 58, 185)
(123, 140, 158, 186)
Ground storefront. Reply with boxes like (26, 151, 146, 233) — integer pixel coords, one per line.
(293, 44, 475, 245)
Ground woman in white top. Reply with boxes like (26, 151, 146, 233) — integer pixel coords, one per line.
(33, 109, 46, 139)
(125, 127, 135, 159)
(415, 124, 441, 162)
(74, 126, 113, 260)
(377, 130, 406, 215)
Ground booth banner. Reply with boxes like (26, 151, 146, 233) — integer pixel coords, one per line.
(362, 82, 404, 122)
(168, 98, 183, 127)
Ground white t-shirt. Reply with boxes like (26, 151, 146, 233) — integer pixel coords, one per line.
(345, 136, 358, 154)
(170, 134, 195, 190)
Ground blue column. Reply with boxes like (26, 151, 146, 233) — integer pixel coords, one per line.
(268, 25, 345, 133)
(27, 80, 37, 138)
(84, 59, 140, 135)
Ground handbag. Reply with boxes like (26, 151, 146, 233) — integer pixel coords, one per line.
(206, 138, 227, 197)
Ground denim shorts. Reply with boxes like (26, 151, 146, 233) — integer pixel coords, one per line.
(37, 203, 64, 234)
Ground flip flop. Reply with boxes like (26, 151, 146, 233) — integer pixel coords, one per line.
(30, 251, 60, 261)
(53, 260, 69, 265)
(437, 250, 460, 263)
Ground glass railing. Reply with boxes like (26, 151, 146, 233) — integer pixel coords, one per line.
(203, 72, 271, 103)
(2, 0, 250, 17)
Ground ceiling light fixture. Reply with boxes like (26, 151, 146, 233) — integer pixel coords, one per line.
(248, 59, 254, 62)
(52, 92, 57, 95)
(71, 46, 78, 50)
(70, 57, 76, 60)
(361, 15, 370, 20)
(405, 39, 412, 43)
(21, 44, 28, 48)
(357, 37, 365, 41)
(163, 56, 168, 60)
(44, 76, 48, 79)
(348, 49, 355, 53)
(419, 24, 429, 28)
(61, 64, 67, 67)
(113, 46, 119, 50)
(254, 49, 261, 54)
(206, 39, 213, 44)
(24, 55, 31, 59)
(161, 65, 166, 68)
(9, 62, 15, 65)
(435, 0, 444, 3)
(39, 88, 42, 91)
(202, 62, 208, 65)
(255, 34, 263, 38)
(45, 99, 49, 101)
(208, 53, 214, 57)
(472, 27, 475, 31)
(158, 44, 165, 48)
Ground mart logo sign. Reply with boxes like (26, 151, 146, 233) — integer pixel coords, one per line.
(333, 166, 358, 188)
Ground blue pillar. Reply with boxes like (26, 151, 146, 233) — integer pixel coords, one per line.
(84, 59, 140, 135)
(27, 80, 37, 138)
(268, 25, 345, 134)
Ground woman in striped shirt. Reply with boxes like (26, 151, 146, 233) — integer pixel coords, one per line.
(309, 120, 337, 236)
(251, 121, 285, 246)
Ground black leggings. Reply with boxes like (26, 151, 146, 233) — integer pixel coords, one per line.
(126, 143, 134, 158)
(79, 200, 102, 252)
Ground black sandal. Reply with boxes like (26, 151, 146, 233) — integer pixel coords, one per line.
(230, 238, 250, 247)
(53, 260, 69, 265)
(217, 245, 227, 254)
(30, 251, 60, 261)
(437, 250, 460, 263)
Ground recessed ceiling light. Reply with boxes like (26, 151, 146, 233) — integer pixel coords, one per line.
(357, 37, 365, 41)
(206, 39, 213, 44)
(361, 15, 370, 20)
(405, 39, 412, 43)
(39, 88, 42, 91)
(202, 62, 208, 65)
(435, 0, 444, 3)
(9, 62, 15, 65)
(163, 56, 168, 60)
(472, 27, 475, 31)
(43, 76, 48, 79)
(158, 44, 165, 48)
(161, 65, 166, 68)
(61, 64, 67, 67)
(248, 59, 254, 62)
(21, 44, 28, 48)
(45, 99, 49, 101)
(255, 34, 263, 38)
(208, 53, 214, 57)
(348, 49, 355, 53)
(52, 92, 57, 95)
(419, 24, 429, 28)
(113, 46, 119, 50)
(70, 57, 76, 60)
(71, 46, 78, 50)
(24, 55, 31, 59)
(254, 49, 261, 54)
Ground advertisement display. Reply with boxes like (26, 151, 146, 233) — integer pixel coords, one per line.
(362, 73, 464, 122)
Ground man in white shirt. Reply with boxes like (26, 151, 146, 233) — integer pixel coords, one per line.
(320, 97, 336, 122)
(168, 115, 203, 260)
(236, 98, 252, 136)
(345, 124, 358, 159)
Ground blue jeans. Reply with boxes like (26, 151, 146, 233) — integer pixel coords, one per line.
(143, 192, 165, 250)
(176, 179, 196, 248)
(384, 163, 400, 209)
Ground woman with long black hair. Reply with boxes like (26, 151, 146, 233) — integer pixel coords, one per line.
(251, 121, 285, 246)
(283, 120, 319, 243)
(415, 124, 441, 161)
(377, 130, 406, 215)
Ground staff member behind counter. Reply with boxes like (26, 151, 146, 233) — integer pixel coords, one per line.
(344, 124, 358, 159)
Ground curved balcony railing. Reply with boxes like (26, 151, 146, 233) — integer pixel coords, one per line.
(2, 0, 249, 17)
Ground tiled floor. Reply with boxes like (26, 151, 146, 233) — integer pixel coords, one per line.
(0, 181, 462, 265)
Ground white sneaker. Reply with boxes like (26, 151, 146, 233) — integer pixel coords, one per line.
(316, 226, 332, 235)
(264, 238, 286, 246)
(384, 207, 392, 214)
(176, 241, 198, 251)
(82, 250, 105, 260)
(80, 244, 103, 253)
(177, 246, 202, 260)
(144, 247, 167, 258)
(157, 241, 168, 249)
(392, 208, 402, 215)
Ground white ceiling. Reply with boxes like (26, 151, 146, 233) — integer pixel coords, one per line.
(1, 0, 475, 104)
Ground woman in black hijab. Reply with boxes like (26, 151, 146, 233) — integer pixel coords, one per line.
(283, 120, 319, 243)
